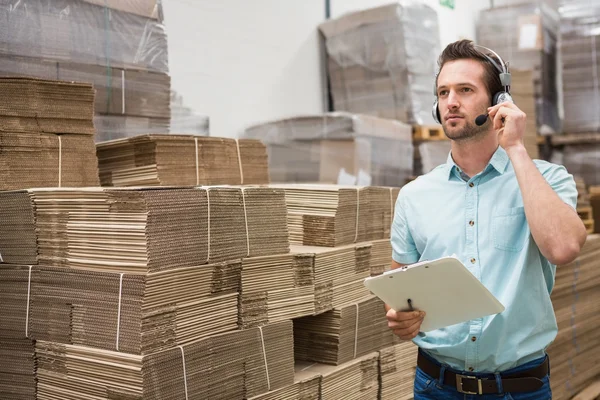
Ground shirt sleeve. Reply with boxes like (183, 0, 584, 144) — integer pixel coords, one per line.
(542, 164, 578, 210)
(391, 191, 420, 264)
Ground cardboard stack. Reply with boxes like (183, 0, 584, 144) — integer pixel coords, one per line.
(370, 239, 393, 276)
(509, 70, 541, 159)
(290, 243, 373, 315)
(379, 342, 419, 400)
(239, 253, 315, 329)
(559, 0, 600, 133)
(317, 4, 441, 125)
(0, 0, 205, 141)
(0, 265, 36, 400)
(477, 2, 560, 133)
(97, 135, 269, 187)
(30, 263, 240, 354)
(294, 296, 394, 366)
(295, 353, 380, 400)
(272, 184, 397, 248)
(0, 77, 100, 190)
(249, 375, 321, 400)
(243, 113, 414, 187)
(548, 234, 600, 400)
(35, 321, 295, 399)
(0, 186, 290, 268)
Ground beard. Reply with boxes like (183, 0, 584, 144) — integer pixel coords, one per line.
(443, 116, 488, 142)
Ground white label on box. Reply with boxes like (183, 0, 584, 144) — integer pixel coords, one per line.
(337, 168, 357, 185)
(519, 24, 538, 50)
(357, 169, 372, 186)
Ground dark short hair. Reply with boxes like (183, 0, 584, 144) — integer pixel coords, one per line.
(435, 39, 504, 102)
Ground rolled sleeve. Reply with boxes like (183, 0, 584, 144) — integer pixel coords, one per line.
(391, 192, 420, 264)
(543, 164, 578, 210)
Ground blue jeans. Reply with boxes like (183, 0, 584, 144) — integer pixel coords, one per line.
(414, 351, 552, 400)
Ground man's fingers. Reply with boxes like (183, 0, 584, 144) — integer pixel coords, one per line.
(386, 309, 425, 322)
(393, 318, 424, 339)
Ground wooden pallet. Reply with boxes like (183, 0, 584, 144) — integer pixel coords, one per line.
(578, 206, 593, 221)
(413, 125, 446, 141)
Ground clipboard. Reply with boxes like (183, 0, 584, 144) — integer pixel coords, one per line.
(363, 256, 505, 332)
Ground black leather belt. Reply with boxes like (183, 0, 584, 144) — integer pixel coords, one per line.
(417, 352, 549, 395)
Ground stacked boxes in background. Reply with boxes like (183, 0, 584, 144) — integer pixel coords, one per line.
(0, 0, 208, 141)
(318, 3, 441, 126)
(243, 112, 414, 187)
(476, 2, 561, 134)
(559, 0, 600, 134)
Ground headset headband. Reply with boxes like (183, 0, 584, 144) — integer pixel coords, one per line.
(473, 44, 512, 90)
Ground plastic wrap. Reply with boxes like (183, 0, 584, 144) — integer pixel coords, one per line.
(559, 0, 600, 133)
(0, 0, 167, 72)
(415, 141, 451, 176)
(318, 1, 441, 125)
(243, 112, 414, 187)
(556, 145, 600, 186)
(0, 1, 209, 141)
(477, 3, 561, 133)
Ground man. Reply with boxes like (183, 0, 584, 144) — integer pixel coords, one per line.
(386, 39, 587, 399)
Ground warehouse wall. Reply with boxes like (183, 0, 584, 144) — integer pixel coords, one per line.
(164, 1, 489, 138)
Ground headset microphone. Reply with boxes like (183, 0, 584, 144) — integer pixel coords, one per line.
(475, 113, 489, 126)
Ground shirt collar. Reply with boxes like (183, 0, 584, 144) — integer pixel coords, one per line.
(445, 146, 509, 180)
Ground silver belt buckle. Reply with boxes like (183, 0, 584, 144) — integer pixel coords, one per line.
(455, 374, 484, 395)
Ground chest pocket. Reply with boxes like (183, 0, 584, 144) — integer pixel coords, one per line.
(492, 206, 528, 252)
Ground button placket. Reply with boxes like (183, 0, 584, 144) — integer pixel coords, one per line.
(464, 178, 481, 371)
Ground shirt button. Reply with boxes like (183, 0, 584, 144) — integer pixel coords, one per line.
(470, 258, 476, 264)
(469, 367, 474, 372)
(471, 336, 477, 342)
(469, 220, 474, 226)
(469, 182, 474, 188)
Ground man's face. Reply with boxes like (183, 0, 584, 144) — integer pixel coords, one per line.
(436, 59, 491, 141)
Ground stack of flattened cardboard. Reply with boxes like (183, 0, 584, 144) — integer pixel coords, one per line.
(248, 375, 321, 400)
(508, 70, 540, 159)
(0, 0, 175, 141)
(0, 186, 289, 269)
(0, 337, 35, 400)
(548, 234, 600, 400)
(273, 184, 397, 247)
(30, 262, 240, 354)
(370, 239, 393, 276)
(477, 3, 561, 133)
(317, 4, 441, 126)
(559, 0, 600, 133)
(97, 135, 269, 187)
(294, 296, 394, 365)
(294, 353, 380, 400)
(0, 77, 99, 190)
(379, 342, 419, 400)
(291, 243, 373, 314)
(35, 321, 295, 399)
(0, 265, 36, 400)
(239, 253, 315, 329)
(243, 112, 414, 188)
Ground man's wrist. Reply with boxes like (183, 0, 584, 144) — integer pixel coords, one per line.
(505, 143, 528, 159)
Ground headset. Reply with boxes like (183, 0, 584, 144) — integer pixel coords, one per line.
(432, 45, 513, 126)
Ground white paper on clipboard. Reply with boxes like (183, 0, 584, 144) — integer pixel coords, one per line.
(363, 256, 505, 332)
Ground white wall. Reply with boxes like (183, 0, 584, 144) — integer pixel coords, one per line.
(330, 0, 491, 49)
(164, 1, 491, 138)
(163, 0, 325, 138)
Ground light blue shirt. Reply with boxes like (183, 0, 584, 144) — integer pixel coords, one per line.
(391, 146, 578, 373)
